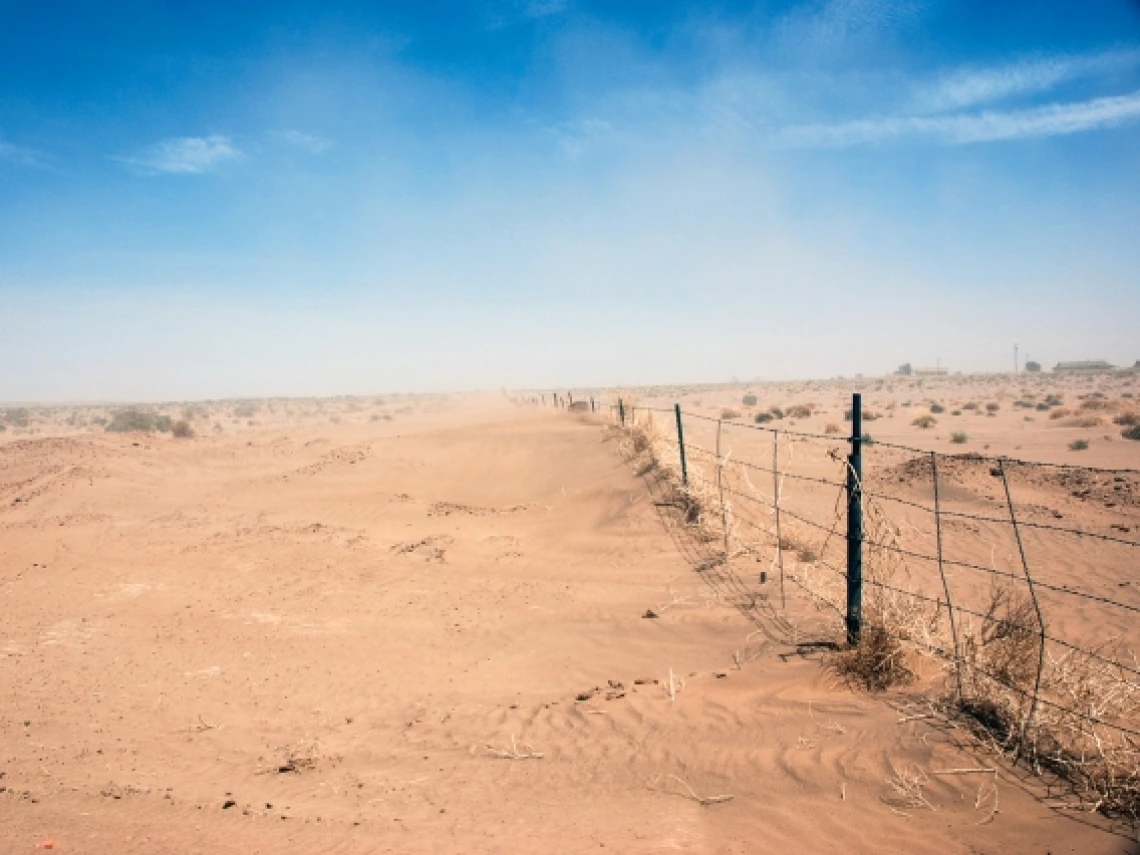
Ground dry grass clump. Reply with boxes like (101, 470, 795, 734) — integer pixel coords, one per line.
(956, 583, 1140, 819)
(1123, 425, 1140, 442)
(950, 431, 968, 444)
(1049, 407, 1073, 420)
(721, 408, 742, 420)
(1067, 415, 1103, 428)
(912, 415, 937, 429)
(824, 422, 841, 434)
(742, 394, 758, 407)
(787, 403, 814, 419)
(832, 625, 915, 691)
(608, 407, 721, 540)
(1113, 412, 1139, 427)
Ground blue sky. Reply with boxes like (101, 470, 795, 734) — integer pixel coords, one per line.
(2, 1, 1139, 401)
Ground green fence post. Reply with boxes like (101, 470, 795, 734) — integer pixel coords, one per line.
(846, 392, 864, 646)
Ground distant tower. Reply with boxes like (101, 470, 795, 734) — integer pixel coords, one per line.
(1014, 343, 1019, 374)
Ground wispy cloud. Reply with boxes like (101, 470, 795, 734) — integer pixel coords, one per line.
(277, 130, 332, 154)
(0, 138, 45, 167)
(916, 49, 1140, 113)
(518, 0, 567, 18)
(782, 90, 1140, 147)
(118, 135, 242, 174)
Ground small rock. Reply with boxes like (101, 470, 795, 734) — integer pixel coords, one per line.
(222, 799, 237, 809)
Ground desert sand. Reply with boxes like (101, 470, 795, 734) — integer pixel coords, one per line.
(2, 374, 1139, 853)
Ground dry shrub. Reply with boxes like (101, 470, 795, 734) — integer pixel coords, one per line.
(824, 422, 841, 434)
(1049, 408, 1072, 420)
(912, 415, 937, 429)
(1067, 415, 1103, 428)
(1113, 412, 1139, 427)
(787, 403, 813, 419)
(721, 408, 742, 420)
(171, 420, 195, 439)
(1079, 398, 1113, 411)
(832, 625, 915, 691)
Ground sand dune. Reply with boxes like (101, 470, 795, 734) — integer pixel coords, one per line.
(1, 388, 1136, 852)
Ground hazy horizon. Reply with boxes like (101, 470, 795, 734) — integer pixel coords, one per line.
(3, 1, 1139, 402)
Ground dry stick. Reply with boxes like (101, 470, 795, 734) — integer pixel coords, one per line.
(998, 459, 1048, 756)
(773, 431, 786, 611)
(717, 419, 729, 557)
(931, 452, 964, 704)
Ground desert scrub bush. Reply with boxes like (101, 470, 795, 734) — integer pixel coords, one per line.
(1044, 393, 1064, 406)
(1113, 412, 1139, 426)
(929, 403, 945, 414)
(232, 403, 259, 418)
(1069, 415, 1103, 428)
(963, 402, 979, 410)
(721, 408, 742, 420)
(824, 422, 841, 434)
(2, 407, 30, 428)
(950, 431, 968, 444)
(171, 420, 195, 438)
(769, 406, 785, 419)
(1035, 402, 1050, 411)
(951, 409, 962, 416)
(753, 411, 773, 424)
(1122, 425, 1140, 441)
(1049, 407, 1072, 420)
(1069, 439, 1089, 451)
(154, 415, 172, 432)
(844, 408, 881, 421)
(106, 409, 159, 433)
(787, 403, 813, 419)
(742, 394, 758, 407)
(912, 415, 937, 429)
(985, 402, 1000, 413)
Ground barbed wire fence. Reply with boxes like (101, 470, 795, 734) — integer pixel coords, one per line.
(513, 389, 1140, 821)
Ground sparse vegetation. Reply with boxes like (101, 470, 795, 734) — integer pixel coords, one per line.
(754, 411, 773, 424)
(985, 402, 1000, 413)
(1122, 425, 1140, 441)
(929, 403, 945, 414)
(721, 408, 742, 420)
(106, 409, 160, 433)
(912, 415, 937, 429)
(1069, 439, 1089, 451)
(824, 422, 840, 434)
(950, 431, 968, 444)
(171, 420, 195, 438)
(742, 394, 758, 407)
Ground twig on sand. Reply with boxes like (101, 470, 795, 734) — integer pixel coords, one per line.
(884, 763, 936, 812)
(486, 734, 543, 760)
(647, 774, 734, 807)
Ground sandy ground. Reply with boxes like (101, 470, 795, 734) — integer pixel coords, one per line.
(1, 379, 1139, 853)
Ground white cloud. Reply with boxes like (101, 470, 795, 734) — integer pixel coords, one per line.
(781, 90, 1140, 147)
(278, 130, 333, 154)
(917, 49, 1140, 113)
(119, 135, 242, 174)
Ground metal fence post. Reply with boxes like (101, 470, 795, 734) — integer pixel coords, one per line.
(618, 398, 625, 427)
(674, 404, 689, 487)
(846, 392, 864, 646)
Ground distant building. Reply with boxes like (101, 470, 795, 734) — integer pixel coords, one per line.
(1054, 360, 1115, 373)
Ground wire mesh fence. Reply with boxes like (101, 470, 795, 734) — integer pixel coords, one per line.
(517, 389, 1140, 817)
